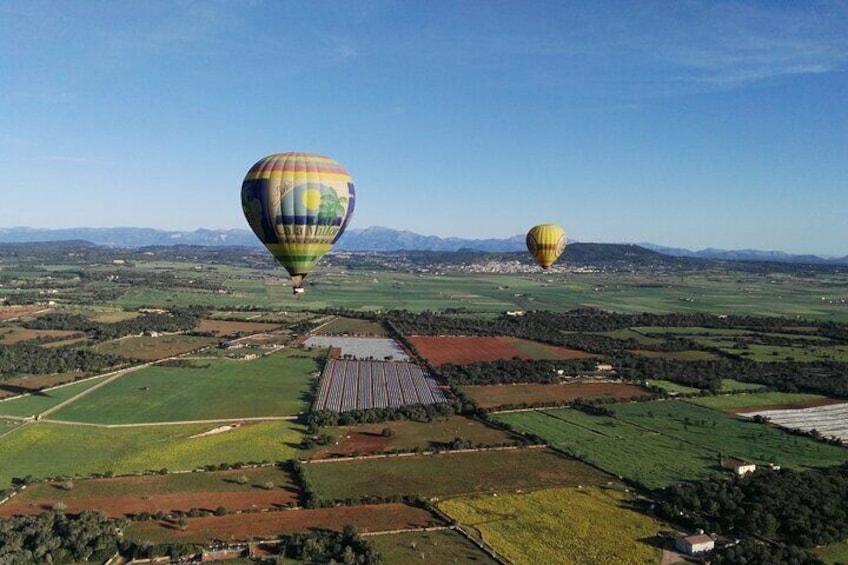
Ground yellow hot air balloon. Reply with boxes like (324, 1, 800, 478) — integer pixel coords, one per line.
(526, 224, 567, 269)
(241, 153, 355, 294)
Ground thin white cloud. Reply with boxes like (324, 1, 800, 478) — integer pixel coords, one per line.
(653, 2, 848, 87)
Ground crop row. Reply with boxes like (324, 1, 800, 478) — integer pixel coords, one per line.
(315, 360, 447, 413)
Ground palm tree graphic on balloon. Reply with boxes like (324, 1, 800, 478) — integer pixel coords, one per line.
(317, 189, 348, 226)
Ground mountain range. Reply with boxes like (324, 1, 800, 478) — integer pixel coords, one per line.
(0, 226, 845, 265)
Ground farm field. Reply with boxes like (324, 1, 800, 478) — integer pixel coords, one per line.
(719, 378, 767, 392)
(367, 528, 500, 565)
(48, 349, 321, 424)
(0, 326, 80, 345)
(96, 267, 848, 321)
(0, 372, 99, 399)
(314, 359, 446, 413)
(302, 448, 610, 501)
(646, 380, 704, 394)
(301, 415, 521, 459)
(0, 375, 113, 418)
(0, 421, 302, 488)
(91, 334, 218, 361)
(312, 316, 387, 336)
(738, 402, 848, 442)
(193, 318, 281, 337)
(686, 391, 833, 411)
(438, 486, 662, 565)
(628, 349, 720, 361)
(495, 409, 717, 489)
(610, 401, 848, 469)
(816, 541, 848, 565)
(462, 382, 652, 409)
(408, 335, 594, 366)
(0, 305, 51, 322)
(123, 503, 444, 544)
(0, 466, 299, 518)
(497, 402, 848, 489)
(303, 335, 408, 360)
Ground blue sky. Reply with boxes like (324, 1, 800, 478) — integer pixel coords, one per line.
(1, 1, 846, 254)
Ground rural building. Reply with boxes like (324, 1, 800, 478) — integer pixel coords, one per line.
(721, 457, 757, 476)
(595, 363, 614, 372)
(675, 534, 715, 555)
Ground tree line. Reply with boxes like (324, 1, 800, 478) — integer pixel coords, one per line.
(22, 307, 207, 342)
(658, 464, 848, 561)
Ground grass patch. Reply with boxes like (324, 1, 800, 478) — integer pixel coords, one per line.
(438, 486, 662, 565)
(49, 349, 321, 424)
(0, 375, 113, 418)
(92, 334, 218, 361)
(0, 421, 301, 488)
(686, 391, 828, 411)
(312, 317, 387, 336)
(497, 401, 848, 489)
(647, 380, 704, 394)
(303, 448, 608, 501)
(719, 379, 767, 392)
(301, 416, 521, 459)
(368, 529, 499, 564)
(815, 540, 848, 565)
(495, 409, 717, 489)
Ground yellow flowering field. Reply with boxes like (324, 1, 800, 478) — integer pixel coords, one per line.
(438, 486, 662, 565)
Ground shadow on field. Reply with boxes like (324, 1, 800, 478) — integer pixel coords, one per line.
(0, 384, 49, 397)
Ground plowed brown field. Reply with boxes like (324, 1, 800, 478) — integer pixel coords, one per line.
(409, 336, 593, 366)
(123, 503, 443, 543)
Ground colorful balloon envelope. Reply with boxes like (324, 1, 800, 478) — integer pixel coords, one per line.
(241, 153, 355, 292)
(526, 224, 567, 269)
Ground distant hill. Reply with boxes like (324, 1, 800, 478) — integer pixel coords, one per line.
(0, 226, 844, 264)
(640, 242, 848, 265)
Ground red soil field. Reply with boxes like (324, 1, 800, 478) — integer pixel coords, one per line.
(0, 489, 299, 519)
(462, 382, 652, 409)
(310, 431, 393, 459)
(124, 503, 443, 543)
(408, 336, 593, 366)
(0, 305, 51, 322)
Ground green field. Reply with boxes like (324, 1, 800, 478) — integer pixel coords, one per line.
(496, 409, 717, 489)
(48, 349, 321, 424)
(301, 416, 521, 459)
(100, 266, 848, 320)
(0, 421, 301, 487)
(719, 379, 767, 392)
(303, 448, 609, 501)
(313, 316, 387, 336)
(815, 541, 848, 565)
(0, 375, 113, 418)
(646, 380, 704, 394)
(368, 529, 500, 565)
(438, 486, 662, 565)
(685, 391, 828, 410)
(497, 402, 848, 489)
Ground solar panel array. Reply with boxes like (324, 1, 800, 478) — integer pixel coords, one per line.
(315, 359, 448, 413)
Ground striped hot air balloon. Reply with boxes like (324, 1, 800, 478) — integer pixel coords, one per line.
(241, 153, 355, 293)
(526, 224, 567, 269)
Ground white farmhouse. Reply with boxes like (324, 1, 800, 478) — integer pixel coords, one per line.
(675, 534, 715, 555)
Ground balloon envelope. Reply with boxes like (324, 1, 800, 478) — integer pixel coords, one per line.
(526, 224, 567, 269)
(241, 153, 355, 287)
